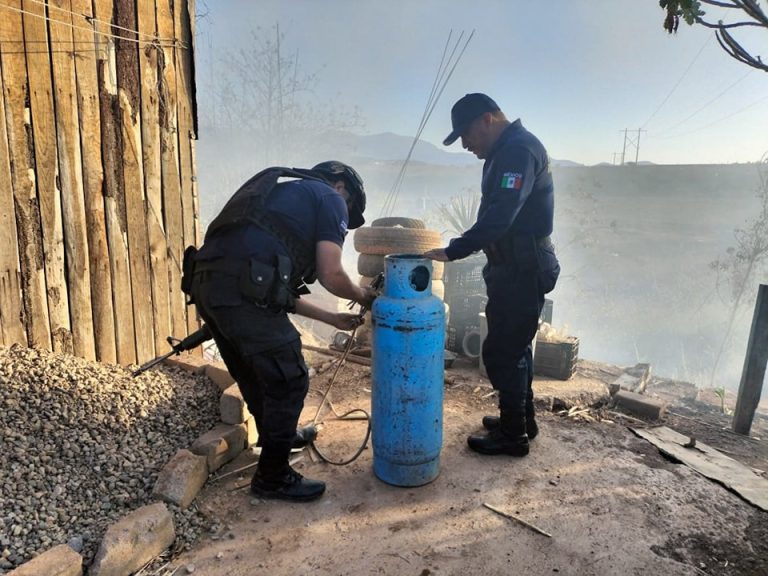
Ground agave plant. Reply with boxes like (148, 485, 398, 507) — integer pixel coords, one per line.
(437, 191, 481, 237)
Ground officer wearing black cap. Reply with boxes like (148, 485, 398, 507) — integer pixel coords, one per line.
(425, 94, 560, 457)
(188, 161, 376, 501)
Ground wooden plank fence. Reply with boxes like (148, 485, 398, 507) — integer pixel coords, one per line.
(0, 0, 200, 365)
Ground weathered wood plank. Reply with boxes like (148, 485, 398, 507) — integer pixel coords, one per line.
(632, 426, 768, 511)
(94, 0, 136, 365)
(115, 0, 155, 362)
(156, 0, 187, 339)
(94, 1, 133, 364)
(175, 0, 200, 344)
(0, 50, 25, 346)
(49, 0, 97, 361)
(137, 0, 171, 351)
(69, 0, 117, 363)
(0, 0, 50, 349)
(24, 0, 72, 353)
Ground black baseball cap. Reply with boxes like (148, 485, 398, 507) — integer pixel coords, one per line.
(312, 161, 366, 229)
(443, 93, 500, 146)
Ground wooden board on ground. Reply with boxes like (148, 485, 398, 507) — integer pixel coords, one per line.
(631, 425, 768, 512)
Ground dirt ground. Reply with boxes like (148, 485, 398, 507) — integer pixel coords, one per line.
(171, 357, 768, 576)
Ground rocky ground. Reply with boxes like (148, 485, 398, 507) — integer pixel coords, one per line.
(170, 356, 768, 576)
(1, 343, 767, 576)
(0, 344, 221, 572)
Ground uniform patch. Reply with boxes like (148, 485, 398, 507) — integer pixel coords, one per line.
(501, 172, 523, 190)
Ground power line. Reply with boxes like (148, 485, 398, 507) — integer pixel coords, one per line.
(640, 33, 712, 130)
(0, 3, 184, 48)
(653, 92, 768, 140)
(379, 29, 474, 218)
(651, 68, 754, 137)
(23, 0, 160, 43)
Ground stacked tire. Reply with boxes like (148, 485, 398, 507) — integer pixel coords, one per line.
(353, 218, 444, 344)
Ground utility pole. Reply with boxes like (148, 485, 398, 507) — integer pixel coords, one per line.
(635, 128, 646, 164)
(620, 129, 628, 165)
(619, 128, 647, 165)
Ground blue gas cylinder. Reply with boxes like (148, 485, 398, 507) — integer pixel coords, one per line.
(371, 254, 445, 486)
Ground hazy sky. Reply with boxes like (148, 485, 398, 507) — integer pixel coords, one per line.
(195, 1, 768, 166)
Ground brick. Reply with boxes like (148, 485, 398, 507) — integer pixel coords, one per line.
(220, 384, 251, 424)
(89, 503, 175, 576)
(152, 449, 209, 509)
(8, 544, 82, 576)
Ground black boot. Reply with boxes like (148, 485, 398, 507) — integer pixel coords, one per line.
(250, 466, 326, 502)
(481, 407, 538, 440)
(468, 410, 529, 456)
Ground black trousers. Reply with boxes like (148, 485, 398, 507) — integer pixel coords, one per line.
(481, 242, 560, 414)
(191, 271, 307, 475)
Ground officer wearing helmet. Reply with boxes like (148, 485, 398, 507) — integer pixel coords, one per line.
(187, 161, 376, 502)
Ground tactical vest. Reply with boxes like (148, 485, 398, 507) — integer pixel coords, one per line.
(204, 166, 328, 291)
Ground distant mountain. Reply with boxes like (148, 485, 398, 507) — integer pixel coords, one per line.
(307, 130, 582, 168)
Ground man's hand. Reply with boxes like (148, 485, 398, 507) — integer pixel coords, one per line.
(423, 248, 450, 262)
(332, 313, 365, 331)
(356, 285, 377, 309)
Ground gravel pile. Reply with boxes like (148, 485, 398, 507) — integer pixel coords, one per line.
(0, 344, 221, 572)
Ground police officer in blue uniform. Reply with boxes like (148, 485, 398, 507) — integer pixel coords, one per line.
(188, 162, 376, 501)
(425, 94, 560, 457)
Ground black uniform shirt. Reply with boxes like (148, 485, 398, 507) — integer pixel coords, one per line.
(198, 179, 349, 263)
(445, 119, 554, 261)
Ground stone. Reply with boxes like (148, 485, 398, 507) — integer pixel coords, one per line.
(205, 362, 235, 392)
(89, 503, 175, 576)
(153, 449, 209, 509)
(7, 544, 82, 576)
(220, 384, 251, 425)
(190, 423, 247, 472)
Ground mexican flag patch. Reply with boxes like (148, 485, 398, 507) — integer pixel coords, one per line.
(501, 172, 523, 190)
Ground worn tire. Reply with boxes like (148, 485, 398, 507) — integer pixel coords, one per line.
(370, 217, 426, 229)
(357, 253, 443, 279)
(353, 227, 442, 255)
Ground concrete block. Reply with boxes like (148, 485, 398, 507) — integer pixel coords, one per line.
(152, 449, 209, 509)
(613, 390, 667, 420)
(220, 384, 251, 424)
(190, 423, 247, 471)
(205, 362, 235, 392)
(7, 544, 82, 576)
(89, 503, 175, 576)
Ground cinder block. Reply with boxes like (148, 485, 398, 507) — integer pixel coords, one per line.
(152, 449, 209, 509)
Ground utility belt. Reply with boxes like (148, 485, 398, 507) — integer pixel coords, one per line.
(484, 235, 553, 268)
(181, 246, 298, 312)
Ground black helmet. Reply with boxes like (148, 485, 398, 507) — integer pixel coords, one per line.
(312, 161, 366, 229)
